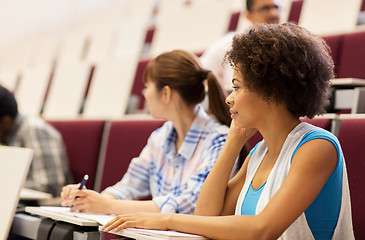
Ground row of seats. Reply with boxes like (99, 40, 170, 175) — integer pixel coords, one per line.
(336, 118, 365, 240)
(0, 0, 242, 74)
(287, 0, 365, 36)
(47, 116, 364, 239)
(286, 0, 365, 79)
(5, 25, 365, 120)
(324, 29, 365, 79)
(5, 0, 365, 75)
(47, 118, 165, 191)
(2, 0, 365, 118)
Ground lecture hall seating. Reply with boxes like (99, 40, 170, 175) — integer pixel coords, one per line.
(47, 120, 105, 189)
(15, 64, 53, 116)
(227, 11, 241, 32)
(150, 0, 236, 55)
(337, 118, 365, 239)
(82, 57, 139, 119)
(109, 0, 155, 59)
(337, 30, 365, 79)
(97, 119, 165, 192)
(322, 33, 345, 77)
(130, 58, 150, 111)
(300, 118, 332, 131)
(298, 0, 361, 36)
(42, 62, 93, 119)
(287, 0, 303, 24)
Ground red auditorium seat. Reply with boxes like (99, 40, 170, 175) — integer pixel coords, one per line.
(131, 58, 150, 111)
(227, 11, 241, 32)
(300, 118, 332, 131)
(47, 120, 105, 189)
(287, 0, 303, 24)
(337, 118, 365, 240)
(337, 30, 365, 79)
(144, 26, 155, 45)
(246, 132, 263, 152)
(322, 33, 345, 77)
(98, 119, 165, 192)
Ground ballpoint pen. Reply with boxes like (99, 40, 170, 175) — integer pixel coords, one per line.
(78, 174, 89, 190)
(75, 174, 88, 199)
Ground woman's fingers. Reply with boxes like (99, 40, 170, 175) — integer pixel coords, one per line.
(102, 215, 130, 231)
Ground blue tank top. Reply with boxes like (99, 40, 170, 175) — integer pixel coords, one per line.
(242, 128, 342, 239)
(241, 181, 267, 215)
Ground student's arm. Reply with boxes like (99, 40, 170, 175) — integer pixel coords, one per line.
(103, 138, 338, 239)
(194, 121, 255, 216)
(63, 189, 160, 214)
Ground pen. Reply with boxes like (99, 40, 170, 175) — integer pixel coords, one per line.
(78, 174, 89, 190)
(74, 174, 88, 199)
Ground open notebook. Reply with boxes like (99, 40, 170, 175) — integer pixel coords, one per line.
(0, 146, 33, 240)
(102, 228, 208, 240)
(25, 206, 207, 239)
(25, 206, 115, 226)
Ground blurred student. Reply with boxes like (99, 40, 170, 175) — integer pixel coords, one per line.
(61, 49, 235, 215)
(102, 23, 354, 239)
(200, 0, 281, 91)
(0, 84, 72, 196)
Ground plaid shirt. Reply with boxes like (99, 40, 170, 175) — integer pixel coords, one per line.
(4, 114, 71, 196)
(102, 106, 229, 214)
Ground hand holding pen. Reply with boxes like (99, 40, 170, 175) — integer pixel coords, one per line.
(60, 174, 88, 205)
(60, 174, 114, 213)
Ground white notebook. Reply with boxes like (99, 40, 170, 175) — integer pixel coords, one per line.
(25, 206, 115, 226)
(102, 227, 207, 240)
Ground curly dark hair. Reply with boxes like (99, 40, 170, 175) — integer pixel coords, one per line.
(225, 23, 334, 119)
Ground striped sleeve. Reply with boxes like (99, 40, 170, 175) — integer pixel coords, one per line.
(154, 132, 228, 214)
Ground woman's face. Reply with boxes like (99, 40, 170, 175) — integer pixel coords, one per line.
(143, 78, 164, 118)
(226, 69, 269, 128)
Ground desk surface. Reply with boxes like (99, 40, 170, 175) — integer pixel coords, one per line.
(25, 206, 100, 226)
(20, 188, 53, 200)
(331, 78, 365, 87)
(11, 213, 100, 240)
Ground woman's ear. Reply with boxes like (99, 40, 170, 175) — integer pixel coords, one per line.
(161, 85, 172, 103)
(245, 10, 253, 22)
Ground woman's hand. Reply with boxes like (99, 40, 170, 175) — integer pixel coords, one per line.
(101, 213, 169, 233)
(61, 189, 112, 213)
(228, 119, 257, 142)
(60, 184, 84, 201)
